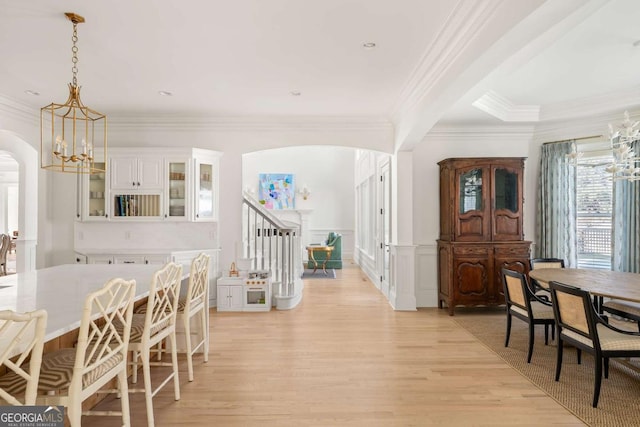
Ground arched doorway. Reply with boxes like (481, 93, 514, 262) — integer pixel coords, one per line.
(0, 130, 38, 272)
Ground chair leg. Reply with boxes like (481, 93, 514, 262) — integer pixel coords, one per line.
(577, 348, 582, 365)
(544, 324, 549, 345)
(184, 314, 194, 382)
(118, 368, 132, 427)
(552, 325, 555, 341)
(131, 350, 139, 384)
(604, 357, 610, 379)
(141, 351, 155, 427)
(527, 322, 535, 363)
(170, 331, 181, 401)
(504, 312, 512, 347)
(555, 337, 564, 381)
(202, 308, 209, 363)
(593, 354, 603, 408)
(67, 396, 83, 427)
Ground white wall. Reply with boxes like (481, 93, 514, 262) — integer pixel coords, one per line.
(242, 145, 356, 259)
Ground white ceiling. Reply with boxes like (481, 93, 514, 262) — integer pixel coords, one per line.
(1, 0, 639, 135)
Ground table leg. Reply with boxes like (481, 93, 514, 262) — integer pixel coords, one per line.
(309, 249, 318, 273)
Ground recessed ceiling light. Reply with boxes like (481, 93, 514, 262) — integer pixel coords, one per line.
(24, 90, 40, 96)
(158, 90, 173, 96)
(290, 91, 301, 96)
(363, 42, 376, 49)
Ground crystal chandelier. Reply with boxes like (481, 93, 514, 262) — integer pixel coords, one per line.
(605, 111, 640, 180)
(566, 111, 640, 181)
(40, 12, 107, 174)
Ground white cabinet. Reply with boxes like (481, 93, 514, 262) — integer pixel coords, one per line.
(194, 152, 220, 222)
(88, 255, 114, 264)
(78, 148, 220, 222)
(165, 159, 190, 221)
(110, 156, 163, 190)
(217, 277, 244, 311)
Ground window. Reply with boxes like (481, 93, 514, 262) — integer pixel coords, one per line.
(576, 154, 613, 269)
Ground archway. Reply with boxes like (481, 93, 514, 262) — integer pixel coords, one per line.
(0, 130, 38, 272)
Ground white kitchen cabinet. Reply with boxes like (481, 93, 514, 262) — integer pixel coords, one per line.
(217, 278, 244, 311)
(194, 151, 220, 222)
(165, 159, 190, 221)
(77, 148, 220, 223)
(110, 156, 163, 191)
(87, 255, 114, 264)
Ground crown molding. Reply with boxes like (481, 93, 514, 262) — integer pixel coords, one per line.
(390, 0, 504, 122)
(539, 86, 640, 122)
(426, 123, 535, 142)
(0, 95, 38, 126)
(108, 114, 394, 133)
(472, 90, 540, 122)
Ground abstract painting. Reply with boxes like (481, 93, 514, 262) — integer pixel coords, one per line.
(258, 173, 295, 209)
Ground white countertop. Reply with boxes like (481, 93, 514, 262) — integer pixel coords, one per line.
(0, 264, 187, 343)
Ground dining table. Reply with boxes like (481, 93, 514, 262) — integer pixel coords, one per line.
(529, 267, 640, 306)
(0, 263, 189, 357)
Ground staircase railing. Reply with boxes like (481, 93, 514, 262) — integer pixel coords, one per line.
(242, 192, 302, 308)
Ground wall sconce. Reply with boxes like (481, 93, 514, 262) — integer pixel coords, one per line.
(298, 185, 311, 200)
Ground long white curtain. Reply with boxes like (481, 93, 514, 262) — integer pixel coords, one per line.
(535, 141, 578, 266)
(612, 140, 640, 272)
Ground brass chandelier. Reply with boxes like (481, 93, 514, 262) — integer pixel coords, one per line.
(40, 12, 107, 174)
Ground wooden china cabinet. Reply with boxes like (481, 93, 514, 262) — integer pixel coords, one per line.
(437, 157, 531, 315)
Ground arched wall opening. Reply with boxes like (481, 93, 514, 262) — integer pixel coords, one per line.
(0, 130, 38, 272)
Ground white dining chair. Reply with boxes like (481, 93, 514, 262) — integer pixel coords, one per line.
(0, 309, 48, 405)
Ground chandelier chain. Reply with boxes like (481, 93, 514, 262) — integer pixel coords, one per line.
(71, 22, 78, 87)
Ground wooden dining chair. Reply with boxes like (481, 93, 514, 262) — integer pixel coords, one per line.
(35, 278, 136, 426)
(501, 268, 556, 363)
(549, 280, 640, 408)
(528, 257, 565, 297)
(601, 299, 640, 332)
(0, 309, 48, 405)
(125, 262, 183, 427)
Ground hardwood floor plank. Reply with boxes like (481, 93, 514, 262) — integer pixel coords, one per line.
(88, 264, 585, 426)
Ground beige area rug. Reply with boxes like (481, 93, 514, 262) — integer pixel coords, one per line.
(453, 308, 640, 427)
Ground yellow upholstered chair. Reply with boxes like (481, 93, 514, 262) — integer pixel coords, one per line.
(0, 309, 47, 405)
(126, 262, 182, 427)
(501, 268, 555, 363)
(36, 278, 136, 426)
(549, 281, 640, 408)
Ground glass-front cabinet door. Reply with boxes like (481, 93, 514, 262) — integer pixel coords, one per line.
(83, 161, 108, 220)
(195, 160, 215, 221)
(459, 168, 483, 214)
(455, 167, 489, 242)
(491, 165, 522, 241)
(166, 160, 189, 221)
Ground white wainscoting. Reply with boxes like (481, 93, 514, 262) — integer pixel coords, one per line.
(389, 245, 417, 311)
(354, 247, 378, 289)
(415, 244, 438, 307)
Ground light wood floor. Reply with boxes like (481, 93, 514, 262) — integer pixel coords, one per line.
(89, 263, 585, 426)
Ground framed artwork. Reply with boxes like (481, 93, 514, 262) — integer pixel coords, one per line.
(258, 173, 295, 209)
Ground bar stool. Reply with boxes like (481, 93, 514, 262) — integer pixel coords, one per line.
(35, 278, 136, 426)
(0, 309, 48, 405)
